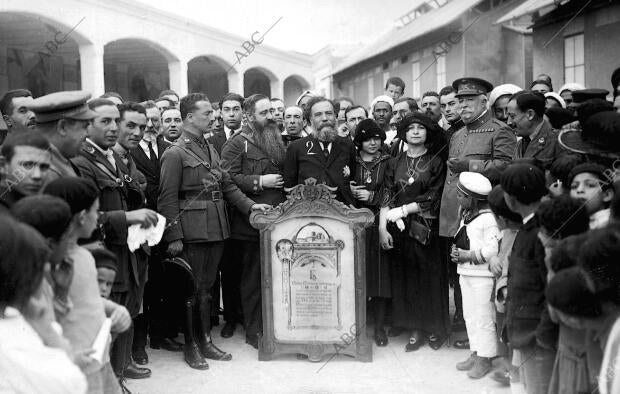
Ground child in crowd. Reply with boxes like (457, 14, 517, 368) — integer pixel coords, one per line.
(92, 248, 118, 300)
(487, 185, 523, 387)
(501, 163, 556, 394)
(451, 172, 500, 379)
(546, 154, 585, 197)
(0, 216, 87, 394)
(537, 195, 591, 394)
(44, 177, 131, 394)
(568, 163, 615, 228)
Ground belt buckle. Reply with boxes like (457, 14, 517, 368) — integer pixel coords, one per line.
(211, 190, 222, 201)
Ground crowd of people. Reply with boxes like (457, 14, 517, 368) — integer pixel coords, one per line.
(0, 67, 619, 394)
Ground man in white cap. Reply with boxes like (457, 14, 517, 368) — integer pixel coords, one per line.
(370, 95, 394, 133)
(488, 84, 522, 124)
(28, 90, 96, 181)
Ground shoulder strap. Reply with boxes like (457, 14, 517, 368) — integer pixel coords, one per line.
(174, 145, 212, 169)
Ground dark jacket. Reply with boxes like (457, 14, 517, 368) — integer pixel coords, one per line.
(130, 137, 171, 210)
(207, 127, 227, 155)
(513, 119, 565, 170)
(283, 135, 357, 205)
(220, 126, 286, 240)
(72, 142, 147, 294)
(505, 215, 558, 349)
(158, 128, 255, 244)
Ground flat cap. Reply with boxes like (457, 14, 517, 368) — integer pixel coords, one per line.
(452, 77, 493, 97)
(500, 163, 547, 204)
(29, 90, 96, 123)
(571, 88, 609, 104)
(457, 172, 492, 200)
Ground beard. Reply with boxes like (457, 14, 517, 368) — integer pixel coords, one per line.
(253, 119, 286, 164)
(314, 122, 337, 142)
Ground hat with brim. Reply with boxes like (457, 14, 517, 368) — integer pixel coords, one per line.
(29, 90, 96, 123)
(396, 112, 435, 140)
(453, 77, 494, 98)
(558, 110, 620, 158)
(354, 118, 385, 147)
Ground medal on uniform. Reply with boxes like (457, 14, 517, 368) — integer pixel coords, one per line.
(408, 176, 415, 185)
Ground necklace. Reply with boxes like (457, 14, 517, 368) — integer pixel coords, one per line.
(405, 149, 427, 185)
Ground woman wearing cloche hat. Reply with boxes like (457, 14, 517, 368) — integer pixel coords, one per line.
(382, 113, 450, 352)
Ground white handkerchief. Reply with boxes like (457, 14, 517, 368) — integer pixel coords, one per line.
(90, 318, 111, 363)
(126, 213, 167, 252)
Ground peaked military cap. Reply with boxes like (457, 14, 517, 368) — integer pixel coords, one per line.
(452, 77, 494, 97)
(571, 89, 609, 104)
(29, 90, 96, 123)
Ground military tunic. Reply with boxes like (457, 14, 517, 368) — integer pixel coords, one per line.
(158, 128, 256, 333)
(438, 110, 516, 237)
(513, 119, 565, 170)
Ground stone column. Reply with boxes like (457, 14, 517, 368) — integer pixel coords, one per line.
(227, 71, 244, 95)
(79, 43, 105, 96)
(270, 78, 283, 99)
(169, 59, 188, 96)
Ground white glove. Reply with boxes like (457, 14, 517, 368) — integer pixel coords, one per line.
(386, 206, 407, 223)
(395, 218, 405, 232)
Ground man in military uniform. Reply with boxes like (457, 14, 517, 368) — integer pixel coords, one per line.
(508, 91, 565, 169)
(283, 96, 357, 205)
(158, 93, 269, 370)
(220, 93, 286, 349)
(73, 98, 158, 380)
(28, 91, 95, 181)
(438, 78, 516, 347)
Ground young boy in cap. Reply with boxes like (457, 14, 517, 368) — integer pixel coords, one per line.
(501, 162, 557, 394)
(451, 172, 500, 379)
(92, 248, 118, 300)
(568, 163, 615, 229)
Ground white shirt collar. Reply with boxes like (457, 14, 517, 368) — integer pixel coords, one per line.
(522, 213, 535, 224)
(86, 138, 110, 156)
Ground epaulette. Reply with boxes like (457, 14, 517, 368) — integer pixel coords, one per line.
(83, 144, 96, 155)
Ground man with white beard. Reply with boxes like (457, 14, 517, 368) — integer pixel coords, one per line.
(220, 94, 286, 349)
(283, 96, 357, 205)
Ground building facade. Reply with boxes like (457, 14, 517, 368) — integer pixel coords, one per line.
(331, 0, 531, 105)
(0, 0, 313, 104)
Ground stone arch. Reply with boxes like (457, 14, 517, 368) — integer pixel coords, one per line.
(187, 55, 233, 102)
(0, 12, 91, 96)
(103, 38, 178, 102)
(283, 74, 311, 106)
(244, 66, 278, 97)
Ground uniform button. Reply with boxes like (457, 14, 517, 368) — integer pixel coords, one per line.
(447, 181, 451, 185)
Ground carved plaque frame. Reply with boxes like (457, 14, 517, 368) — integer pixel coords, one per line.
(250, 179, 374, 362)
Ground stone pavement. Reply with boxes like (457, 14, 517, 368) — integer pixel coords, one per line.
(126, 329, 512, 394)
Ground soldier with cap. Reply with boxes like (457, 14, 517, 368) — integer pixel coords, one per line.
(565, 88, 609, 119)
(72, 98, 158, 380)
(158, 93, 270, 370)
(438, 77, 516, 345)
(28, 90, 96, 181)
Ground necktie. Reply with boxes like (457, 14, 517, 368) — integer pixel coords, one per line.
(148, 141, 158, 165)
(322, 143, 330, 159)
(104, 150, 116, 169)
(521, 136, 531, 156)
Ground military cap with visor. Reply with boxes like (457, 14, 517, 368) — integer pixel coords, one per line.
(28, 90, 96, 123)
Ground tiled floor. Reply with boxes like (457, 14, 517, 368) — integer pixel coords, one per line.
(126, 329, 512, 394)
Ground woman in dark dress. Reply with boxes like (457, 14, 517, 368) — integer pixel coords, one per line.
(350, 119, 392, 346)
(382, 112, 450, 352)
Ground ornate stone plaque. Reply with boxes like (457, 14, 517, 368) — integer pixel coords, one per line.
(250, 179, 374, 362)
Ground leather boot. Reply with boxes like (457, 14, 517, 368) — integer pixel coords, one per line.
(195, 296, 232, 361)
(467, 356, 492, 379)
(183, 300, 208, 370)
(456, 352, 477, 371)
